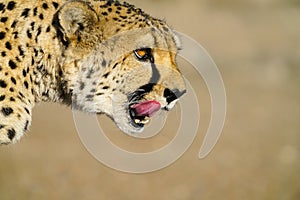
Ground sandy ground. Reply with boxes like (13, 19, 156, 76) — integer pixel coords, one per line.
(1, 0, 300, 199)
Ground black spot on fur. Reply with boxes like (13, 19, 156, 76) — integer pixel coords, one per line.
(42, 3, 48, 9)
(22, 69, 27, 77)
(46, 26, 51, 32)
(112, 63, 118, 69)
(79, 82, 85, 90)
(18, 46, 24, 56)
(10, 97, 15, 102)
(0, 17, 8, 23)
(24, 120, 29, 131)
(26, 29, 32, 39)
(102, 59, 107, 67)
(9, 60, 17, 69)
(52, 2, 59, 9)
(11, 20, 17, 28)
(39, 13, 44, 20)
(0, 31, 5, 40)
(0, 80, 7, 88)
(24, 81, 29, 89)
(19, 92, 25, 98)
(7, 129, 16, 140)
(30, 21, 35, 30)
(7, 1, 16, 10)
(0, 95, 5, 101)
(103, 72, 110, 78)
(31, 57, 35, 65)
(1, 51, 6, 57)
(11, 77, 16, 84)
(36, 26, 42, 37)
(2, 107, 14, 116)
(86, 95, 94, 99)
(0, 3, 5, 11)
(33, 7, 37, 16)
(21, 8, 30, 18)
(12, 31, 18, 39)
(77, 35, 81, 42)
(24, 107, 30, 115)
(5, 42, 12, 50)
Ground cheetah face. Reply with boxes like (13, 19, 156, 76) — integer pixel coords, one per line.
(57, 1, 186, 135)
(71, 29, 186, 135)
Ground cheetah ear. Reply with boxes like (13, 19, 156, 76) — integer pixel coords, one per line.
(55, 1, 98, 43)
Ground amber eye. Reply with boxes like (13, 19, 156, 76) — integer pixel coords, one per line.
(133, 48, 154, 63)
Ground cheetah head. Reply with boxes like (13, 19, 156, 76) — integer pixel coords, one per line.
(56, 1, 186, 134)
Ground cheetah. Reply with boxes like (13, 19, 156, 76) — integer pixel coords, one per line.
(0, 0, 186, 145)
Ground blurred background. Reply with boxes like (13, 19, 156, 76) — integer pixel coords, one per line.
(1, 0, 300, 199)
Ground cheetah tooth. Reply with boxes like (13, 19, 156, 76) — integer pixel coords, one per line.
(134, 117, 150, 125)
(134, 119, 141, 124)
(141, 117, 150, 124)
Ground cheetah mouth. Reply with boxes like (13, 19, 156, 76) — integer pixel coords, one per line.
(129, 100, 161, 128)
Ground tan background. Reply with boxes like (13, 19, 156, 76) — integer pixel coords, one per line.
(1, 0, 300, 199)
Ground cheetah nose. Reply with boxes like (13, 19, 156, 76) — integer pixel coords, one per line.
(163, 88, 186, 104)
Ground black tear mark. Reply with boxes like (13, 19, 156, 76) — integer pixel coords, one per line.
(149, 63, 160, 84)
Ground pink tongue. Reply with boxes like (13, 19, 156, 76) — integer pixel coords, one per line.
(131, 100, 161, 117)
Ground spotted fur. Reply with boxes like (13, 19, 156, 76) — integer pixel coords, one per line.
(0, 0, 186, 145)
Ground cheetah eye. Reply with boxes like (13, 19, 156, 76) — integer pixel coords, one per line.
(134, 48, 154, 63)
